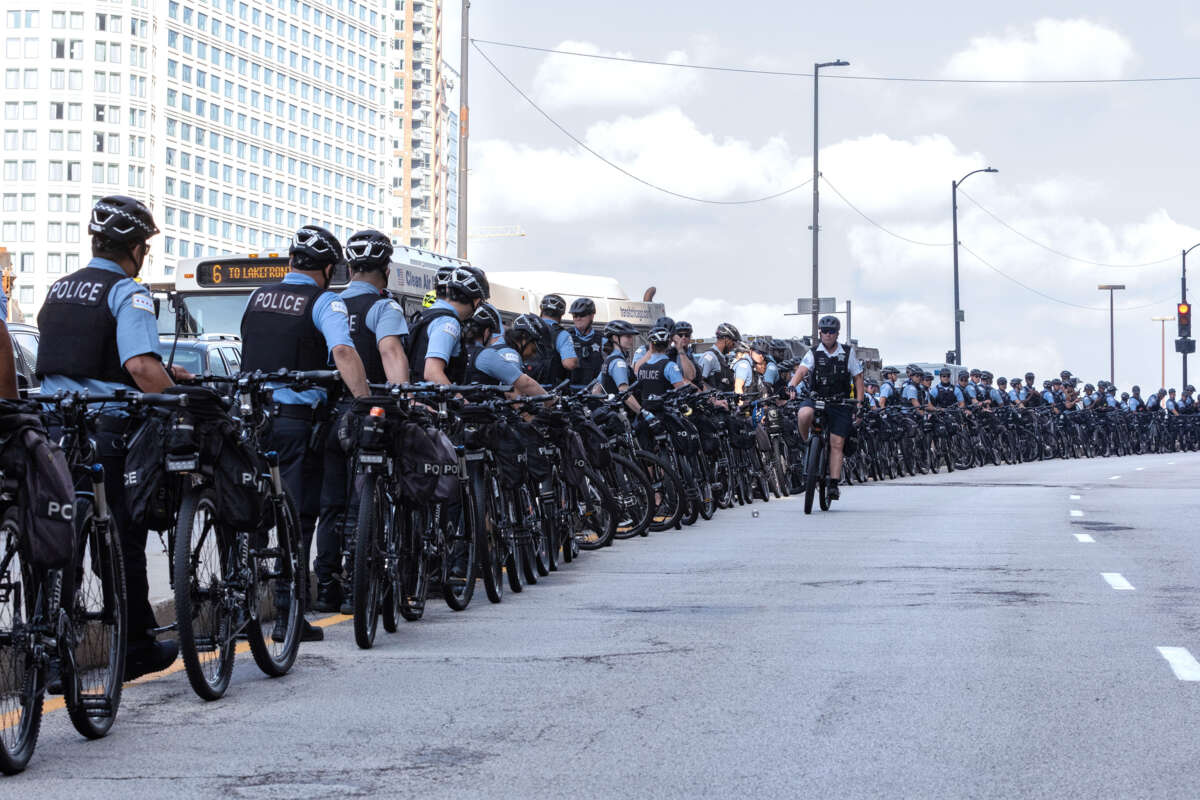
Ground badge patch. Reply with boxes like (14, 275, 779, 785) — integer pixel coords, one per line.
(328, 300, 348, 315)
(131, 293, 155, 313)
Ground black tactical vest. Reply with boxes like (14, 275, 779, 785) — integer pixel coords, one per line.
(711, 349, 734, 392)
(933, 383, 959, 408)
(600, 350, 629, 395)
(464, 341, 514, 386)
(881, 380, 896, 406)
(569, 328, 603, 387)
(240, 280, 328, 374)
(406, 305, 466, 383)
(810, 344, 852, 399)
(36, 266, 138, 386)
(343, 291, 387, 384)
(528, 319, 567, 385)
(635, 355, 671, 410)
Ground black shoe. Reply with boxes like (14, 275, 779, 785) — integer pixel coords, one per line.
(827, 481, 841, 501)
(300, 619, 324, 642)
(271, 615, 289, 643)
(46, 658, 63, 695)
(123, 639, 179, 682)
(313, 580, 343, 613)
(338, 597, 353, 615)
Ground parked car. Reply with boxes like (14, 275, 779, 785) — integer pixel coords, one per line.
(8, 321, 40, 395)
(155, 333, 242, 377)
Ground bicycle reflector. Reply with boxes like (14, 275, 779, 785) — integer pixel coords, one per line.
(1179, 302, 1192, 338)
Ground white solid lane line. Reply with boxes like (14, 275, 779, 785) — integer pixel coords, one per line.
(1157, 647, 1200, 681)
(1069, 494, 1081, 500)
(1102, 572, 1135, 591)
(1074, 533, 1095, 543)
(1070, 509, 1084, 517)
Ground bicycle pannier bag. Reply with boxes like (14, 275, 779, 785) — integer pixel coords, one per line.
(0, 403, 75, 569)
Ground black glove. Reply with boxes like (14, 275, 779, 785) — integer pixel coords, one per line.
(336, 407, 359, 453)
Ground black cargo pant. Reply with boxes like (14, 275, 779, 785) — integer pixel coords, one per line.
(314, 400, 355, 587)
(269, 408, 326, 613)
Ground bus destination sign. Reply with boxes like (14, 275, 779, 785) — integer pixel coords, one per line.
(195, 259, 291, 287)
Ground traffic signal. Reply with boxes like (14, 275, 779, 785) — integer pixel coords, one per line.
(1179, 302, 1192, 338)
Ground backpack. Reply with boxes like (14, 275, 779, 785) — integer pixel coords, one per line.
(0, 402, 76, 570)
(577, 418, 612, 470)
(123, 412, 175, 531)
(213, 432, 268, 531)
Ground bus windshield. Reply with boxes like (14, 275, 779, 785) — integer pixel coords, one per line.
(159, 292, 252, 336)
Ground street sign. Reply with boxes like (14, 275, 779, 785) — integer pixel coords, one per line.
(1175, 337, 1196, 354)
(797, 297, 836, 314)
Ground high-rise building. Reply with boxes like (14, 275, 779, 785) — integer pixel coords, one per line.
(385, 0, 455, 255)
(0, 0, 392, 318)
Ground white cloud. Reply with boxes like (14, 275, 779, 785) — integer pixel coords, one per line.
(532, 40, 700, 109)
(943, 18, 1134, 81)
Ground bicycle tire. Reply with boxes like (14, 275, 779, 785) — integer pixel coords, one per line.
(505, 537, 524, 593)
(638, 450, 685, 531)
(63, 500, 126, 739)
(246, 492, 302, 678)
(470, 463, 504, 604)
(610, 454, 654, 538)
(576, 463, 618, 549)
(442, 496, 478, 611)
(399, 506, 430, 620)
(352, 474, 383, 650)
(803, 437, 821, 515)
(0, 511, 44, 774)
(174, 487, 235, 701)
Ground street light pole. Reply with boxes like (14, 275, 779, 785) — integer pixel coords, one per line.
(950, 167, 997, 365)
(456, 0, 470, 260)
(811, 59, 849, 342)
(1182, 244, 1200, 388)
(1152, 315, 1175, 387)
(1098, 284, 1126, 385)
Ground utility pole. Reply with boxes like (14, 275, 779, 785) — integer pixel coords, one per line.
(1098, 284, 1125, 385)
(1152, 315, 1175, 387)
(456, 0, 469, 260)
(810, 60, 849, 341)
(1182, 245, 1199, 388)
(950, 167, 997, 365)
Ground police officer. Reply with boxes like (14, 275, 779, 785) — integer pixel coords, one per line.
(878, 366, 900, 408)
(697, 322, 740, 391)
(313, 229, 410, 613)
(900, 365, 927, 410)
(1181, 385, 1196, 413)
(669, 321, 702, 388)
(633, 316, 674, 368)
(568, 297, 603, 388)
(995, 376, 1011, 406)
(531, 294, 578, 385)
(734, 339, 773, 395)
(465, 312, 548, 397)
(932, 368, 961, 408)
(955, 371, 974, 408)
(240, 224, 370, 642)
(634, 326, 691, 412)
(463, 302, 503, 365)
(38, 195, 187, 679)
(408, 266, 488, 384)
(785, 315, 864, 500)
(1127, 385, 1144, 411)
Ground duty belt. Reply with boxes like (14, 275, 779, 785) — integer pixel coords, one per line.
(273, 403, 320, 422)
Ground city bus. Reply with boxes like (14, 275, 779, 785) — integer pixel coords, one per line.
(160, 248, 667, 339)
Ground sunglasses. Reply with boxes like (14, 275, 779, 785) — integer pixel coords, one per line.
(819, 328, 838, 335)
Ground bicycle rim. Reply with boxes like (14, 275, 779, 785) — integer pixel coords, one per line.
(247, 493, 301, 677)
(0, 513, 44, 774)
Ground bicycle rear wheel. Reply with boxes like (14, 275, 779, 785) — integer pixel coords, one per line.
(470, 464, 504, 604)
(63, 500, 126, 739)
(803, 436, 822, 515)
(352, 474, 384, 650)
(610, 454, 654, 539)
(246, 493, 302, 678)
(0, 512, 43, 774)
(442, 500, 477, 611)
(639, 450, 684, 531)
(399, 506, 430, 620)
(174, 487, 235, 701)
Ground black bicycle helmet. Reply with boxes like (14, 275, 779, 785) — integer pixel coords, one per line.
(569, 297, 596, 316)
(511, 313, 547, 341)
(1132, 385, 1141, 393)
(939, 367, 951, 377)
(957, 372, 969, 380)
(1051, 377, 1062, 385)
(1084, 383, 1094, 393)
(289, 225, 343, 268)
(345, 229, 393, 271)
(1010, 377, 1022, 387)
(1042, 380, 1051, 389)
(906, 364, 922, 376)
(672, 320, 694, 336)
(604, 319, 638, 339)
(467, 303, 502, 336)
(1025, 372, 1035, 380)
(715, 322, 741, 342)
(647, 327, 671, 345)
(882, 365, 899, 375)
(981, 371, 993, 381)
(997, 376, 1008, 385)
(463, 265, 490, 300)
(817, 315, 840, 332)
(434, 265, 455, 292)
(1121, 392, 1130, 400)
(89, 194, 160, 245)
(445, 266, 487, 303)
(1169, 387, 1177, 394)
(1187, 385, 1196, 392)
(750, 338, 770, 354)
(969, 368, 981, 378)
(541, 294, 567, 316)
(654, 316, 675, 331)
(1060, 370, 1072, 379)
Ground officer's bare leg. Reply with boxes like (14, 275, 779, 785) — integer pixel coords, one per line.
(828, 433, 845, 480)
(797, 405, 815, 440)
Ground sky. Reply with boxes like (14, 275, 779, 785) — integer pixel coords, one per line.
(452, 1, 1200, 391)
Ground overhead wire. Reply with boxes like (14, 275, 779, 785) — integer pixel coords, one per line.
(470, 41, 814, 205)
(956, 189, 1178, 268)
(820, 176, 951, 247)
(472, 38, 1200, 85)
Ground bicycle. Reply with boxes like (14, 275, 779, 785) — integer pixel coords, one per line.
(800, 397, 858, 514)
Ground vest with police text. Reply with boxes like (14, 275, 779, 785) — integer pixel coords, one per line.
(240, 280, 328, 374)
(635, 355, 671, 410)
(406, 306, 466, 384)
(36, 266, 138, 386)
(344, 291, 387, 384)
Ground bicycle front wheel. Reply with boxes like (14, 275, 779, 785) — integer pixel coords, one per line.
(0, 511, 44, 774)
(246, 492, 302, 678)
(63, 500, 126, 739)
(174, 487, 235, 701)
(352, 473, 384, 650)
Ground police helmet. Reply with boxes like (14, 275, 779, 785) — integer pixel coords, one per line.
(1169, 387, 1177, 394)
(434, 265, 455, 291)
(1043, 380, 1051, 389)
(715, 322, 741, 342)
(604, 319, 638, 339)
(981, 371, 993, 381)
(444, 266, 487, 303)
(922, 372, 934, 380)
(1051, 377, 1062, 385)
(467, 303, 502, 336)
(289, 225, 343, 268)
(539, 294, 566, 317)
(939, 367, 951, 377)
(882, 365, 899, 376)
(1084, 383, 1095, 393)
(510, 313, 547, 342)
(1187, 385, 1196, 393)
(345, 229, 393, 272)
(654, 316, 676, 332)
(672, 320, 694, 337)
(1121, 392, 1130, 400)
(1025, 372, 1035, 380)
(463, 266, 490, 300)
(647, 327, 671, 345)
(1060, 370, 1073, 379)
(89, 195, 160, 245)
(958, 371, 969, 380)
(569, 297, 596, 317)
(997, 377, 1008, 386)
(1132, 385, 1141, 393)
(906, 364, 922, 376)
(817, 315, 840, 333)
(970, 368, 982, 377)
(1010, 377, 1022, 387)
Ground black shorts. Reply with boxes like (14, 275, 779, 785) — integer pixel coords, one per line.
(799, 399, 853, 438)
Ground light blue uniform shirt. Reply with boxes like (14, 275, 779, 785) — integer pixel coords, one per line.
(988, 387, 1005, 405)
(644, 352, 683, 385)
(879, 381, 896, 401)
(607, 353, 633, 388)
(1041, 390, 1056, 405)
(269, 272, 353, 407)
(697, 349, 723, 380)
(900, 381, 921, 408)
(340, 281, 409, 343)
(762, 361, 780, 386)
(39, 257, 161, 398)
(1106, 394, 1119, 408)
(632, 345, 647, 364)
(473, 344, 525, 384)
(541, 317, 577, 362)
(732, 355, 753, 384)
(1127, 395, 1142, 411)
(424, 298, 463, 364)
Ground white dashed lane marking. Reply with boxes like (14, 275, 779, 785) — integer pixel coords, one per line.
(1070, 510, 1084, 518)
(1136, 467, 1144, 471)
(1109, 475, 1121, 480)
(1157, 647, 1200, 681)
(1101, 573, 1135, 591)
(1074, 533, 1095, 543)
(1069, 494, 1081, 500)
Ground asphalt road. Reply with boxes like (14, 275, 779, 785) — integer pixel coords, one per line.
(13, 451, 1200, 799)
